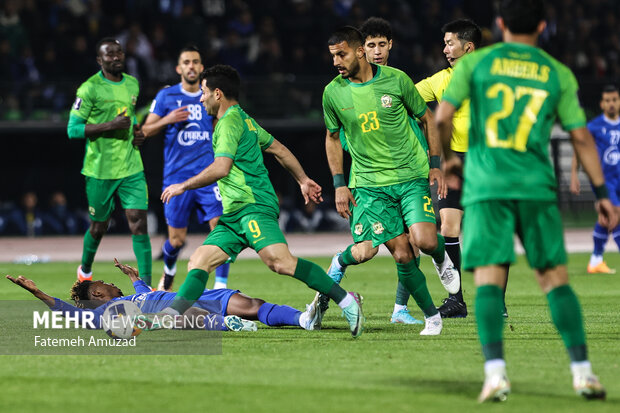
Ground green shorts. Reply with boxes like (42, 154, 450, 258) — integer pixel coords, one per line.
(203, 205, 287, 262)
(462, 200, 567, 271)
(351, 179, 436, 247)
(85, 172, 148, 222)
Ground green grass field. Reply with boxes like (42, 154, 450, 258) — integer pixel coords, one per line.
(0, 253, 619, 412)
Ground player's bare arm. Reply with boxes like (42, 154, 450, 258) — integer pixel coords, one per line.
(419, 109, 447, 198)
(142, 107, 190, 137)
(5, 275, 56, 307)
(325, 129, 356, 218)
(570, 127, 619, 228)
(264, 138, 323, 205)
(113, 258, 141, 283)
(436, 100, 462, 177)
(161, 157, 232, 204)
(83, 108, 132, 138)
(570, 153, 581, 195)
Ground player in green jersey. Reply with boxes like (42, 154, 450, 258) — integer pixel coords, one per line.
(158, 65, 364, 338)
(437, 0, 617, 402)
(67, 38, 152, 286)
(316, 26, 458, 336)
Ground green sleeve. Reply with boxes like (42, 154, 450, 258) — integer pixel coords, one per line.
(67, 114, 86, 139)
(70, 82, 93, 120)
(256, 124, 275, 150)
(401, 73, 427, 119)
(442, 55, 473, 109)
(322, 88, 340, 133)
(213, 116, 243, 159)
(555, 64, 586, 131)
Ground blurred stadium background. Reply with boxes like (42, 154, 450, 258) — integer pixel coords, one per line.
(0, 0, 616, 237)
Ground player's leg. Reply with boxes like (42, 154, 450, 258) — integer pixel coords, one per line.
(521, 200, 606, 399)
(196, 185, 230, 289)
(391, 242, 423, 325)
(226, 292, 313, 329)
(209, 216, 231, 289)
(437, 206, 468, 317)
(119, 172, 152, 286)
(587, 222, 613, 273)
(79, 176, 117, 281)
(384, 233, 441, 335)
(463, 200, 515, 402)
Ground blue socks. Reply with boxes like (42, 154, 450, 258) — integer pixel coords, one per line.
(257, 303, 301, 326)
(592, 222, 608, 256)
(215, 262, 230, 286)
(162, 239, 181, 271)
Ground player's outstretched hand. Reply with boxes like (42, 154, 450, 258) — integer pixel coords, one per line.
(429, 168, 447, 199)
(300, 178, 323, 205)
(596, 199, 618, 229)
(132, 124, 146, 146)
(113, 258, 141, 282)
(335, 186, 356, 219)
(165, 106, 190, 123)
(111, 108, 131, 130)
(6, 275, 38, 293)
(161, 183, 186, 204)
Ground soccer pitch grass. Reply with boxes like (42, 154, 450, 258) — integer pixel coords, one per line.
(0, 253, 618, 412)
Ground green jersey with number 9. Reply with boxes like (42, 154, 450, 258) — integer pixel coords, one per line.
(443, 42, 586, 205)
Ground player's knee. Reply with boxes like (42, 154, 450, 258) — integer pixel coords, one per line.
(355, 245, 378, 262)
(169, 234, 185, 248)
(126, 210, 148, 234)
(89, 222, 107, 240)
(416, 237, 438, 253)
(391, 249, 414, 264)
(440, 221, 461, 237)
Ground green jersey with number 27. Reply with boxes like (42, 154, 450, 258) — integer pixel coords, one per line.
(443, 42, 586, 205)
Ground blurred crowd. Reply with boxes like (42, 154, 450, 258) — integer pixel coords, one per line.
(2, 0, 620, 121)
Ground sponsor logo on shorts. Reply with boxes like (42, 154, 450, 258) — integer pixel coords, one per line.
(372, 222, 384, 235)
(73, 98, 82, 110)
(381, 94, 392, 108)
(177, 122, 211, 146)
(88, 206, 95, 216)
(354, 223, 363, 235)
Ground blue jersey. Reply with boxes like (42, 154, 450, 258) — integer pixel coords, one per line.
(150, 83, 215, 186)
(588, 114, 620, 183)
(50, 280, 237, 329)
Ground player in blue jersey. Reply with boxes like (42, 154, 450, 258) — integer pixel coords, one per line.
(142, 46, 231, 292)
(571, 85, 620, 274)
(5, 259, 319, 332)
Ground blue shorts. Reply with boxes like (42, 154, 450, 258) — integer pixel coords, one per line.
(164, 183, 223, 228)
(193, 288, 239, 316)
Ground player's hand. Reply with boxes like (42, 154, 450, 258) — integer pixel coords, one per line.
(113, 258, 141, 282)
(6, 275, 39, 293)
(335, 186, 356, 219)
(429, 168, 447, 199)
(300, 178, 323, 205)
(164, 106, 190, 124)
(161, 183, 186, 204)
(596, 199, 618, 229)
(570, 173, 581, 195)
(111, 109, 131, 130)
(132, 124, 146, 146)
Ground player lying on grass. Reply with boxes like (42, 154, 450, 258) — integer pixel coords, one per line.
(5, 259, 320, 332)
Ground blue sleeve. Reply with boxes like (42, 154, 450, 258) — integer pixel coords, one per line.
(150, 88, 169, 117)
(133, 280, 153, 293)
(50, 298, 103, 329)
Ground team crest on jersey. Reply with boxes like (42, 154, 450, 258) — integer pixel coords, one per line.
(381, 94, 392, 108)
(354, 223, 363, 235)
(88, 206, 95, 216)
(372, 222, 384, 235)
(73, 97, 82, 110)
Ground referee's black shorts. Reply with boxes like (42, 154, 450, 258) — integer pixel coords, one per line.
(438, 151, 465, 211)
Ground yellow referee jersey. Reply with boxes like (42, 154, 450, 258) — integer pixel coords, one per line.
(415, 67, 469, 152)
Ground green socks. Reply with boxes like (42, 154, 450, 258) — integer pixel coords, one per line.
(81, 230, 101, 273)
(429, 234, 446, 263)
(171, 268, 209, 314)
(547, 285, 587, 362)
(396, 260, 437, 317)
(132, 234, 152, 286)
(294, 258, 347, 303)
(476, 285, 505, 361)
(338, 244, 359, 267)
(395, 256, 418, 306)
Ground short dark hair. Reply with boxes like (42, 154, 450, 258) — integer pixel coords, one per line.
(602, 84, 619, 95)
(96, 37, 121, 56)
(359, 17, 392, 41)
(70, 280, 97, 309)
(178, 45, 201, 61)
(499, 0, 545, 35)
(199, 65, 240, 100)
(328, 26, 364, 48)
(442, 19, 482, 49)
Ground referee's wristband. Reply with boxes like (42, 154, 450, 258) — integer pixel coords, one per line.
(333, 174, 346, 188)
(429, 155, 441, 169)
(593, 184, 609, 200)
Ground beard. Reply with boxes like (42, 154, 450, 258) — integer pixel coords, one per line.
(183, 75, 198, 85)
(341, 60, 360, 79)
